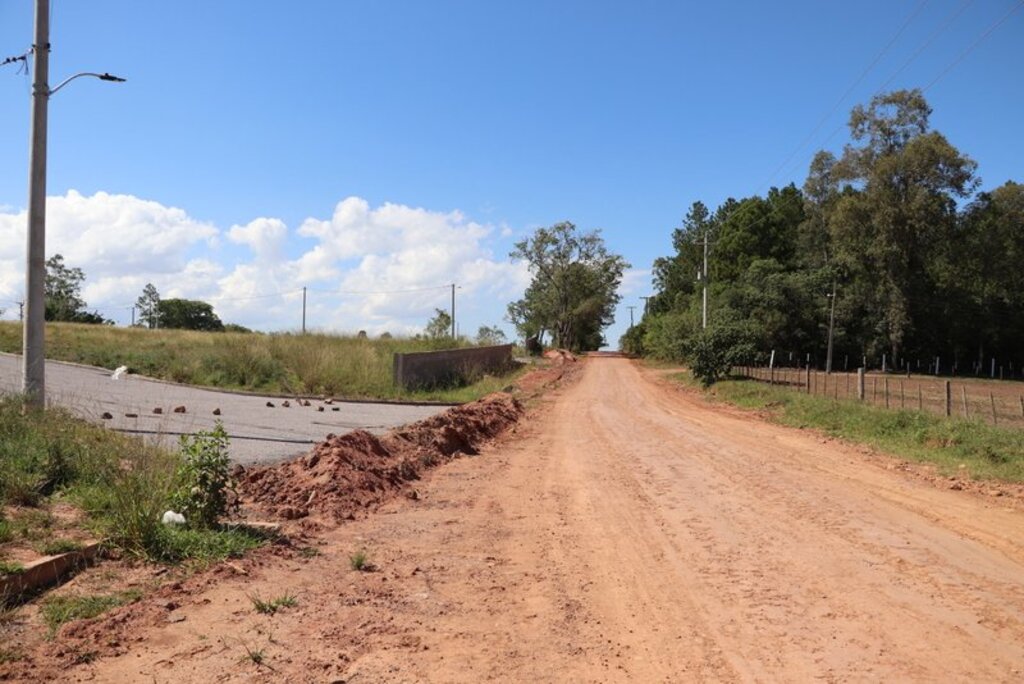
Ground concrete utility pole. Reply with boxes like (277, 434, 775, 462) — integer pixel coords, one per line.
(20, 0, 125, 408)
(22, 0, 50, 407)
(627, 305, 636, 327)
(301, 286, 307, 334)
(450, 283, 456, 339)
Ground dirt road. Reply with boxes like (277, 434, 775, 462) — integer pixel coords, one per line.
(48, 358, 1024, 681)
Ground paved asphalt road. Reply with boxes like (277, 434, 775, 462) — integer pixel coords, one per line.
(0, 353, 450, 464)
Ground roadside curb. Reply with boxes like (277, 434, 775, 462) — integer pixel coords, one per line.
(0, 541, 102, 605)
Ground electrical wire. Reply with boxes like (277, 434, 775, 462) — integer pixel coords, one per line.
(759, 0, 932, 192)
(924, 0, 1024, 91)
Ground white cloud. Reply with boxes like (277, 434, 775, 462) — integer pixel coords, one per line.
(0, 192, 531, 335)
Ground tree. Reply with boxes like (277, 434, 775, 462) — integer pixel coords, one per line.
(476, 325, 507, 346)
(829, 89, 978, 361)
(44, 254, 108, 324)
(157, 299, 224, 331)
(136, 283, 161, 329)
(507, 222, 628, 351)
(425, 308, 452, 339)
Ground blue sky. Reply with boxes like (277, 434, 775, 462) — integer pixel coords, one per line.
(1, 1, 1021, 344)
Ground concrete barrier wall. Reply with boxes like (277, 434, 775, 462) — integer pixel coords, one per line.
(393, 344, 514, 390)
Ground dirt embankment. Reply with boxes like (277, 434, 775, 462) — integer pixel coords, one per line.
(239, 393, 524, 520)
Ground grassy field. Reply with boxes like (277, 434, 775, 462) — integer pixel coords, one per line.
(672, 371, 1024, 483)
(0, 322, 519, 402)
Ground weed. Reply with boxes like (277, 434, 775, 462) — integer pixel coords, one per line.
(148, 526, 264, 565)
(0, 647, 23, 665)
(298, 546, 321, 558)
(248, 592, 298, 615)
(239, 642, 276, 671)
(171, 422, 238, 528)
(41, 590, 142, 633)
(349, 549, 371, 572)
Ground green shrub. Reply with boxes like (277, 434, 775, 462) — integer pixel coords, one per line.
(170, 423, 237, 529)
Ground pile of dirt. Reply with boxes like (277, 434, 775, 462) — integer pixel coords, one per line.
(543, 348, 578, 364)
(239, 393, 523, 520)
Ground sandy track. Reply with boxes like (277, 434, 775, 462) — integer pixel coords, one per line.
(58, 358, 1024, 682)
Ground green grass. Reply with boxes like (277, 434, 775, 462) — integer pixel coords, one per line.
(687, 373, 1024, 482)
(248, 592, 297, 615)
(0, 321, 519, 402)
(0, 396, 267, 565)
(0, 560, 24, 576)
(40, 590, 142, 633)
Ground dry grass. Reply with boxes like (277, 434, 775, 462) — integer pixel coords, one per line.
(0, 322, 518, 402)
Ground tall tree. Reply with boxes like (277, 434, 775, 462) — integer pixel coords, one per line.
(829, 89, 978, 361)
(136, 283, 161, 329)
(44, 254, 107, 324)
(507, 222, 628, 351)
(425, 308, 452, 339)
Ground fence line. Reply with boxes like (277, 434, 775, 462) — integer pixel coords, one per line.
(736, 365, 1024, 429)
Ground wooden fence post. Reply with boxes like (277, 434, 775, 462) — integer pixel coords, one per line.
(961, 386, 968, 418)
(884, 377, 890, 409)
(944, 380, 951, 417)
(1019, 395, 1024, 418)
(990, 392, 997, 426)
(805, 367, 811, 393)
(900, 380, 905, 408)
(918, 385, 923, 412)
(857, 368, 865, 401)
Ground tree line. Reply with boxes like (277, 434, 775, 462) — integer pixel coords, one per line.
(623, 89, 1023, 384)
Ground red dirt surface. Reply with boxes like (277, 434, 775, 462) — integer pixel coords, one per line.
(239, 393, 524, 520)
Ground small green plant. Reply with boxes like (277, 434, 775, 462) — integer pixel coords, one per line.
(38, 538, 84, 555)
(171, 422, 238, 529)
(41, 590, 142, 633)
(0, 560, 26, 576)
(349, 549, 371, 571)
(248, 592, 297, 615)
(0, 647, 24, 665)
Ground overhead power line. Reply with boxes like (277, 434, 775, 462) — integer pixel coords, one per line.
(760, 0, 932, 192)
(924, 0, 1024, 92)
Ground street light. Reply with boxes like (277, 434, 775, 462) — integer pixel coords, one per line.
(21, 0, 125, 408)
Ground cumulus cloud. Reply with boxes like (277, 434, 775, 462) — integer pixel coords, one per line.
(0, 191, 529, 338)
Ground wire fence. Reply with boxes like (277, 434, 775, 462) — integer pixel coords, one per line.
(737, 365, 1024, 429)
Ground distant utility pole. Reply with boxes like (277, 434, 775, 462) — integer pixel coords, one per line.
(825, 282, 837, 374)
(301, 286, 307, 334)
(640, 296, 652, 317)
(697, 231, 710, 329)
(18, 301, 24, 321)
(130, 305, 135, 326)
(451, 283, 456, 339)
(627, 305, 636, 327)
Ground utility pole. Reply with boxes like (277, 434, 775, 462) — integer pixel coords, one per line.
(130, 305, 135, 326)
(697, 231, 710, 329)
(640, 296, 652, 317)
(627, 305, 636, 327)
(825, 282, 837, 374)
(17, 3, 123, 405)
(450, 283, 456, 339)
(22, 0, 50, 407)
(301, 286, 307, 334)
(18, 301, 24, 321)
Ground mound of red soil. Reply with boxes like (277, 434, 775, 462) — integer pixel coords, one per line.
(239, 393, 523, 520)
(543, 348, 577, 364)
